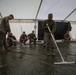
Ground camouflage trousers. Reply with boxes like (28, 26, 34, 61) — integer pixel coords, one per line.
(29, 38, 37, 44)
(44, 32, 55, 54)
(0, 31, 7, 49)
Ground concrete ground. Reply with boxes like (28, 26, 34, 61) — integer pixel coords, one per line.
(0, 42, 76, 75)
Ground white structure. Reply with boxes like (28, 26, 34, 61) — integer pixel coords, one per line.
(0, 0, 76, 41)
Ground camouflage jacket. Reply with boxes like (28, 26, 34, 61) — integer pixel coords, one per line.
(0, 17, 11, 33)
(43, 19, 56, 34)
(28, 33, 36, 39)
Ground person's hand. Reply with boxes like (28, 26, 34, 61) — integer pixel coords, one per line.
(46, 23, 48, 26)
(49, 32, 51, 34)
(7, 32, 11, 34)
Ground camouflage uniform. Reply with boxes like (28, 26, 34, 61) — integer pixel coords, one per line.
(43, 19, 56, 55)
(64, 32, 70, 42)
(28, 33, 36, 44)
(63, 22, 72, 42)
(20, 33, 27, 45)
(67, 22, 72, 31)
(7, 33, 17, 47)
(0, 17, 11, 50)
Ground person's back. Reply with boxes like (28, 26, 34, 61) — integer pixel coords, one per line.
(0, 17, 11, 33)
(28, 33, 35, 39)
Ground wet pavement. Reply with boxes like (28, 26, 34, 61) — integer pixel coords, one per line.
(0, 42, 76, 75)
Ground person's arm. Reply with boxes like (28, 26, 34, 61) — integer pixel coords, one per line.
(4, 17, 11, 33)
(34, 34, 36, 38)
(42, 20, 48, 29)
(28, 34, 30, 39)
(12, 36, 16, 40)
(25, 34, 28, 40)
(52, 21, 56, 34)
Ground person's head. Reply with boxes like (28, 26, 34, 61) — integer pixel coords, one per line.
(23, 31, 25, 34)
(32, 31, 34, 34)
(48, 13, 53, 20)
(8, 14, 14, 20)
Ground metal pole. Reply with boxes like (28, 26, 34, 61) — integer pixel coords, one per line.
(34, 0, 43, 37)
(64, 8, 76, 21)
(35, 0, 43, 20)
(20, 20, 22, 34)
